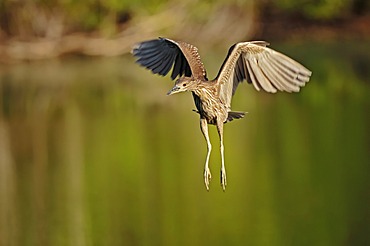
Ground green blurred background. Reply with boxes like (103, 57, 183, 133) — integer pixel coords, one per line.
(0, 0, 369, 245)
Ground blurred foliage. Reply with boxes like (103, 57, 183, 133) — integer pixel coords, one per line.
(0, 0, 369, 40)
(270, 0, 369, 19)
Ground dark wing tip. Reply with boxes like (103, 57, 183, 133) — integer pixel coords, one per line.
(132, 37, 191, 80)
(131, 38, 172, 76)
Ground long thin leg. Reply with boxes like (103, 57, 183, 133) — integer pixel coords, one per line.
(200, 118, 212, 190)
(216, 120, 227, 191)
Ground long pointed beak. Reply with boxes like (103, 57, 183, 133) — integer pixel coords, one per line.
(167, 86, 180, 95)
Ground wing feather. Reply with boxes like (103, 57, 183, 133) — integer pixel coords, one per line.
(171, 53, 183, 79)
(270, 57, 306, 86)
(152, 49, 173, 75)
(173, 39, 206, 79)
(132, 37, 207, 81)
(150, 49, 170, 74)
(137, 54, 162, 68)
(248, 56, 277, 93)
(246, 59, 261, 91)
(268, 57, 306, 87)
(160, 52, 176, 76)
(258, 58, 297, 92)
(216, 41, 312, 107)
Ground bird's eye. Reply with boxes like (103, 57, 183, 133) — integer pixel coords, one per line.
(183, 83, 187, 86)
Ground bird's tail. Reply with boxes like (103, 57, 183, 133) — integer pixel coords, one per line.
(192, 110, 246, 123)
(226, 111, 246, 123)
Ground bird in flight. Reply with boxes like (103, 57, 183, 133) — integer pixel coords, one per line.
(132, 37, 312, 191)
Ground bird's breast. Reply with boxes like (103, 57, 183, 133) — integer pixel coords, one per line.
(192, 89, 228, 124)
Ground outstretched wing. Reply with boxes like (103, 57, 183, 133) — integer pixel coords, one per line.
(132, 37, 207, 80)
(216, 41, 312, 107)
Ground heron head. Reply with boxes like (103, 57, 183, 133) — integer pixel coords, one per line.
(167, 77, 197, 95)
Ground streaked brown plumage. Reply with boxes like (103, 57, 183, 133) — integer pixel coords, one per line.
(132, 37, 312, 191)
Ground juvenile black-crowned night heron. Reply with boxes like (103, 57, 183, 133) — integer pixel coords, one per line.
(132, 37, 312, 191)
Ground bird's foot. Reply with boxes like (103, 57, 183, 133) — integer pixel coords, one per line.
(204, 167, 212, 191)
(220, 167, 227, 191)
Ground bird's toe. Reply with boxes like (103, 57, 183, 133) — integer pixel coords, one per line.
(204, 168, 212, 191)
